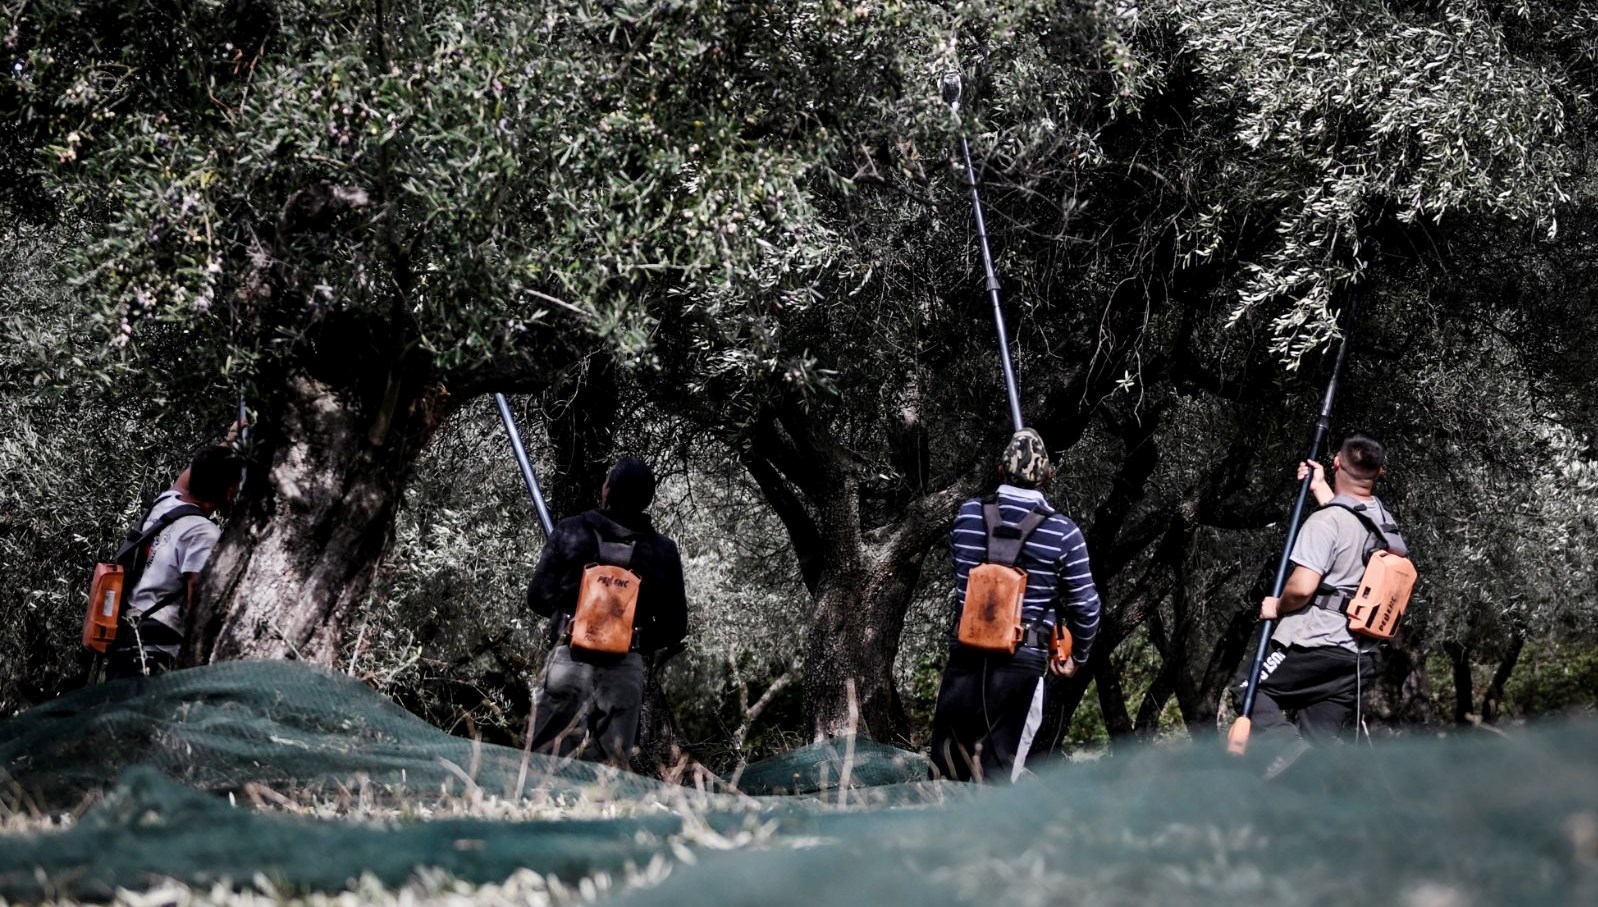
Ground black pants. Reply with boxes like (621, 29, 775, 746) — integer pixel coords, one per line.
(529, 645, 646, 767)
(1244, 642, 1374, 743)
(929, 648, 1045, 782)
(105, 619, 184, 682)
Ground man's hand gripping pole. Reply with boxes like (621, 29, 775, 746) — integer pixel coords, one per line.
(1227, 292, 1360, 756)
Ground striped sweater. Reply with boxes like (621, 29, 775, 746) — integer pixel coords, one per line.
(949, 484, 1101, 663)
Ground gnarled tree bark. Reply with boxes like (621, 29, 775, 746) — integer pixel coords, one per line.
(1480, 633, 1525, 724)
(1443, 641, 1474, 725)
(190, 370, 455, 664)
(742, 401, 975, 743)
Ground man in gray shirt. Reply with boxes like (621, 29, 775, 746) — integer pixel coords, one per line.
(1247, 432, 1409, 747)
(106, 445, 244, 680)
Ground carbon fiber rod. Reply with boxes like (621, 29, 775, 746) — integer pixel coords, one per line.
(944, 72, 1025, 433)
(1233, 291, 1363, 735)
(494, 392, 555, 539)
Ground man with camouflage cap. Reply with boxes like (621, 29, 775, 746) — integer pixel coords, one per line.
(929, 428, 1101, 782)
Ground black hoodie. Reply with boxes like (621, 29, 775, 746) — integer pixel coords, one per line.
(526, 508, 688, 654)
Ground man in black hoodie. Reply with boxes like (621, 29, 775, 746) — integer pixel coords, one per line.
(526, 457, 688, 766)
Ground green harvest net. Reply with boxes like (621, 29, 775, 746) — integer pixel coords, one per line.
(732, 736, 931, 795)
(2, 660, 1597, 905)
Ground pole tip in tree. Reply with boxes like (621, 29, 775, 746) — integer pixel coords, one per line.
(940, 72, 963, 107)
(1226, 717, 1251, 756)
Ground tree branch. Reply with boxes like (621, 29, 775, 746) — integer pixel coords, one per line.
(740, 449, 825, 595)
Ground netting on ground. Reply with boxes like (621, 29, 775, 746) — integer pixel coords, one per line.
(0, 661, 669, 808)
(3, 661, 1597, 905)
(732, 736, 930, 794)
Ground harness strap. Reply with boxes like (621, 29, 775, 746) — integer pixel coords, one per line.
(1019, 623, 1054, 650)
(588, 513, 641, 570)
(122, 504, 209, 622)
(1323, 499, 1409, 559)
(1311, 588, 1352, 615)
(982, 502, 1050, 566)
(114, 502, 205, 563)
(596, 537, 637, 569)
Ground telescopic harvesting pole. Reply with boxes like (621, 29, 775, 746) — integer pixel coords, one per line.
(237, 393, 250, 492)
(493, 393, 555, 539)
(944, 72, 1025, 434)
(1227, 291, 1362, 756)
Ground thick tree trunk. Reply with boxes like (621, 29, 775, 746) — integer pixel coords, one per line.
(632, 670, 685, 776)
(190, 373, 452, 664)
(1095, 655, 1135, 739)
(1480, 633, 1525, 724)
(1368, 639, 1432, 727)
(1035, 671, 1093, 756)
(1444, 641, 1474, 725)
(1033, 578, 1164, 755)
(802, 530, 932, 743)
(800, 470, 972, 742)
(740, 403, 972, 743)
(1133, 659, 1177, 741)
(1192, 609, 1257, 735)
(545, 357, 619, 520)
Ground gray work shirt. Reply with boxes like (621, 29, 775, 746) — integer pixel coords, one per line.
(127, 490, 220, 639)
(1272, 495, 1401, 653)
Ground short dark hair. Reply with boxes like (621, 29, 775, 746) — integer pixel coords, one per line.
(1338, 432, 1386, 480)
(189, 445, 244, 504)
(604, 457, 656, 513)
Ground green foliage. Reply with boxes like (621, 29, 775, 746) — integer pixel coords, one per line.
(1175, 0, 1591, 360)
(351, 394, 813, 759)
(1065, 682, 1110, 749)
(0, 221, 239, 713)
(6, 0, 1598, 746)
(1508, 641, 1598, 718)
(6, 0, 994, 390)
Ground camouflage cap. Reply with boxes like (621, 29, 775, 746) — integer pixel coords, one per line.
(1000, 428, 1051, 486)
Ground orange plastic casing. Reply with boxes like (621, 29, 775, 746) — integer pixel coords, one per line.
(83, 563, 125, 653)
(958, 563, 1027, 654)
(1050, 623, 1074, 672)
(1346, 551, 1417, 640)
(571, 564, 642, 655)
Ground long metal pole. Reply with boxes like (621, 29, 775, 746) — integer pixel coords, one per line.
(493, 393, 555, 539)
(237, 393, 250, 492)
(945, 73, 1025, 433)
(1228, 291, 1361, 755)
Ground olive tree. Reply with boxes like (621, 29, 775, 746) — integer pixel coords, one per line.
(6, 0, 927, 665)
(9, 0, 1598, 748)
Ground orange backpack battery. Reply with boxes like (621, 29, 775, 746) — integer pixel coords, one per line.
(1344, 550, 1417, 640)
(960, 563, 1027, 653)
(82, 501, 207, 654)
(1318, 500, 1416, 641)
(957, 502, 1049, 655)
(83, 564, 127, 653)
(570, 530, 642, 655)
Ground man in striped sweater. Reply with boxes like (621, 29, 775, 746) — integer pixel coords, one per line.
(929, 428, 1101, 782)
